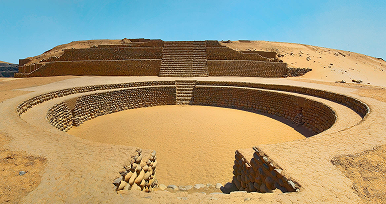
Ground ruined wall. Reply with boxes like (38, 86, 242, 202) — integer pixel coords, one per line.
(233, 148, 299, 193)
(192, 86, 336, 134)
(207, 60, 288, 78)
(28, 60, 161, 77)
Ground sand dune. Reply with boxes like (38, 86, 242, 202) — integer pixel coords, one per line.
(223, 41, 386, 86)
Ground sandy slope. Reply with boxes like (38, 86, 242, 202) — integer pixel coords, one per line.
(223, 41, 386, 87)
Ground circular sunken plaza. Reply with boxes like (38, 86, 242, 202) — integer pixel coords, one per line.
(2, 39, 386, 203)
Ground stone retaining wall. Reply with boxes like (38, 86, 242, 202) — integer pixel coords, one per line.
(207, 47, 275, 61)
(47, 102, 73, 131)
(17, 81, 175, 115)
(197, 81, 369, 118)
(192, 86, 336, 134)
(233, 147, 299, 193)
(27, 60, 161, 77)
(207, 60, 288, 78)
(42, 47, 162, 62)
(72, 86, 176, 126)
(44, 86, 175, 131)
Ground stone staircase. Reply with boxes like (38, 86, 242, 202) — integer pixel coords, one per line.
(159, 41, 208, 77)
(175, 80, 196, 105)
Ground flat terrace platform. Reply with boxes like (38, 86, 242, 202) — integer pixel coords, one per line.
(0, 76, 384, 203)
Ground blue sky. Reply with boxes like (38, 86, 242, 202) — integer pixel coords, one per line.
(1, 0, 385, 64)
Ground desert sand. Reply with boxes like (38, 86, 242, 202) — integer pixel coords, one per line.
(223, 41, 386, 87)
(68, 105, 305, 186)
(1, 41, 386, 203)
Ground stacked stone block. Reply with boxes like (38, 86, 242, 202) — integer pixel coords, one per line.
(206, 47, 276, 62)
(72, 86, 176, 126)
(159, 41, 208, 77)
(17, 80, 369, 135)
(17, 81, 175, 115)
(175, 80, 196, 105)
(192, 86, 336, 134)
(46, 102, 73, 132)
(114, 149, 158, 192)
(287, 68, 312, 77)
(233, 148, 299, 193)
(27, 60, 161, 77)
(44, 47, 162, 61)
(17, 40, 296, 78)
(196, 81, 369, 118)
(207, 61, 288, 78)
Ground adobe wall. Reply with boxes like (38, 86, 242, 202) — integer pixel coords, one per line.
(27, 60, 161, 77)
(192, 86, 336, 134)
(233, 147, 299, 193)
(207, 60, 288, 78)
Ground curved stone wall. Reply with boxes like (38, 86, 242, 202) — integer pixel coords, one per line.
(19, 80, 369, 135)
(197, 81, 369, 118)
(20, 80, 371, 195)
(192, 86, 335, 134)
(42, 82, 341, 136)
(72, 86, 176, 126)
(17, 81, 175, 115)
(47, 102, 73, 131)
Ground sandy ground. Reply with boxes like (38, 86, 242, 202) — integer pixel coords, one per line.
(68, 105, 305, 186)
(0, 76, 76, 102)
(0, 76, 77, 203)
(333, 145, 386, 204)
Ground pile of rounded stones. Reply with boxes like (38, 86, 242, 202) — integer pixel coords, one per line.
(113, 149, 158, 193)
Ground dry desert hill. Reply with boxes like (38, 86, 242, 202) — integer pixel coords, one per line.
(2, 39, 386, 203)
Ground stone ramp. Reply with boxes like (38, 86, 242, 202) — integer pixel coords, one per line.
(159, 41, 208, 77)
